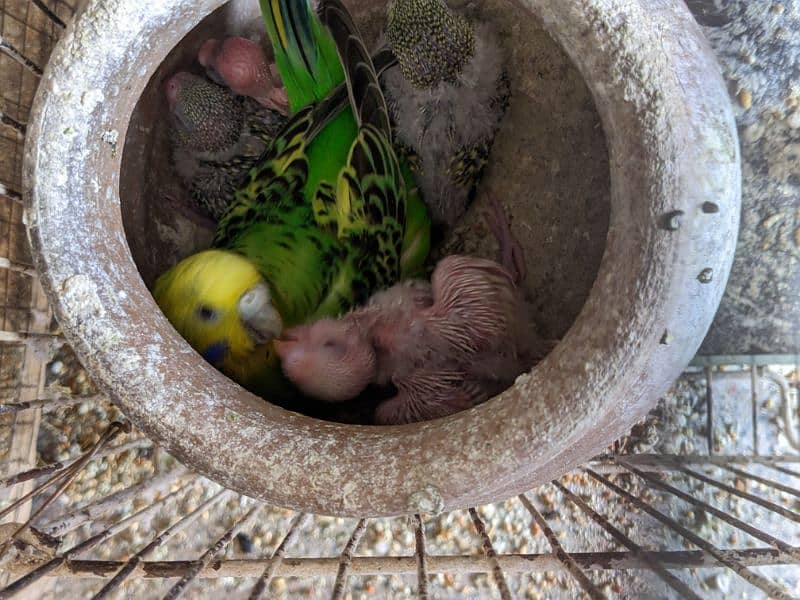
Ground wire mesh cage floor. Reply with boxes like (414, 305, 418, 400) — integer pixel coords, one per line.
(1, 0, 799, 599)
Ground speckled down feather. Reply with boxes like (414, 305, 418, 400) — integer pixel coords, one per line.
(386, 0, 474, 88)
(383, 0, 510, 227)
(168, 75, 286, 220)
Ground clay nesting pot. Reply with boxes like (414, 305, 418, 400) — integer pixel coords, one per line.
(24, 0, 740, 517)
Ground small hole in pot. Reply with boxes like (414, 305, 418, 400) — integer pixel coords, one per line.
(120, 0, 610, 425)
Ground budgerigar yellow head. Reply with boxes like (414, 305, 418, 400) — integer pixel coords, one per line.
(153, 249, 284, 391)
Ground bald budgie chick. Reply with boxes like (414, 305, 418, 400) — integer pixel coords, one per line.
(275, 203, 548, 424)
(382, 0, 510, 228)
(154, 0, 426, 403)
(198, 36, 290, 115)
(166, 72, 287, 220)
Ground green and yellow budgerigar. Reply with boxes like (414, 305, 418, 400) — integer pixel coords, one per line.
(259, 0, 430, 275)
(154, 0, 430, 403)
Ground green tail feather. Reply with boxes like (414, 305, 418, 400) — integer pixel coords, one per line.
(303, 0, 409, 318)
(316, 0, 391, 134)
(259, 0, 343, 110)
(260, 0, 356, 204)
(400, 171, 431, 279)
(315, 2, 430, 280)
(318, 0, 404, 233)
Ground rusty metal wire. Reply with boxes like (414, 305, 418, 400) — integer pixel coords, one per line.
(0, 392, 98, 416)
(613, 458, 800, 563)
(705, 366, 714, 454)
(412, 514, 429, 599)
(31, 0, 66, 28)
(248, 511, 310, 599)
(40, 467, 189, 538)
(331, 518, 369, 600)
(0, 480, 196, 599)
(0, 37, 43, 76)
(677, 463, 800, 525)
(92, 486, 228, 600)
(518, 492, 606, 599)
(0, 112, 25, 136)
(1, 437, 152, 487)
(553, 481, 700, 600)
(0, 422, 128, 523)
(585, 468, 796, 600)
(164, 502, 263, 600)
(0, 547, 796, 578)
(469, 507, 513, 600)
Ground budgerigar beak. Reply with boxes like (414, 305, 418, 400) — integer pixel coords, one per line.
(238, 283, 283, 345)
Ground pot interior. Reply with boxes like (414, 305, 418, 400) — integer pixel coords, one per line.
(119, 0, 611, 423)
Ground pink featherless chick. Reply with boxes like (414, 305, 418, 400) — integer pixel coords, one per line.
(274, 201, 551, 425)
(198, 36, 289, 115)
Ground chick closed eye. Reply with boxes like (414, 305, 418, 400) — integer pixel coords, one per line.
(275, 321, 377, 403)
(204, 65, 226, 86)
(321, 339, 348, 360)
(323, 339, 343, 351)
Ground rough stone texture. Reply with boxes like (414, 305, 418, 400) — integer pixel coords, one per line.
(688, 1, 800, 356)
(24, 0, 740, 517)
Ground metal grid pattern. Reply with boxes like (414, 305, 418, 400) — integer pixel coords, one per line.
(1, 3, 799, 599)
(0, 2, 77, 576)
(0, 365, 797, 598)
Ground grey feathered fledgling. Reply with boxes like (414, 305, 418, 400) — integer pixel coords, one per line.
(165, 71, 286, 221)
(274, 203, 548, 425)
(381, 0, 511, 228)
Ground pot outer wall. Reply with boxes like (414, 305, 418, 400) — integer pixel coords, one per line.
(687, 0, 800, 357)
(23, 0, 740, 517)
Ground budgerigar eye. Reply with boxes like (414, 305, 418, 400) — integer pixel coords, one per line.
(196, 305, 218, 321)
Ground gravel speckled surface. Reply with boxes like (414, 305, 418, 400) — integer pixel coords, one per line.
(21, 356, 795, 599)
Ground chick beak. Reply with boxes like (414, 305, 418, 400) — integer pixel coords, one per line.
(197, 39, 220, 69)
(272, 333, 297, 360)
(238, 283, 283, 345)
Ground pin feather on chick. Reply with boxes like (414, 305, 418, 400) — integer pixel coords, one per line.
(166, 71, 287, 221)
(275, 201, 549, 424)
(381, 0, 511, 229)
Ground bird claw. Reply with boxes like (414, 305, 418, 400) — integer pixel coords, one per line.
(485, 197, 526, 284)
